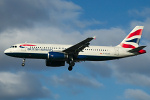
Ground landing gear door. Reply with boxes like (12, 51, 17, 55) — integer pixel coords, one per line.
(114, 47, 119, 56)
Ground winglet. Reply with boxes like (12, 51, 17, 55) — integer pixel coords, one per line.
(93, 36, 96, 40)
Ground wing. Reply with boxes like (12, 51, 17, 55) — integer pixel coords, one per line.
(63, 36, 96, 55)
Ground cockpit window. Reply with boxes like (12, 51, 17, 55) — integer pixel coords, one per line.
(10, 46, 17, 48)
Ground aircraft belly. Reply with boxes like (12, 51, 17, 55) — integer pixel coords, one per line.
(6, 52, 47, 59)
(77, 55, 120, 61)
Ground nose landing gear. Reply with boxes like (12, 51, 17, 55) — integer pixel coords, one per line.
(22, 59, 25, 66)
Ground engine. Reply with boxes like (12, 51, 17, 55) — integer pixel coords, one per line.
(46, 60, 65, 67)
(48, 52, 68, 60)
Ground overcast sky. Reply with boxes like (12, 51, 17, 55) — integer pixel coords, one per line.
(0, 0, 150, 100)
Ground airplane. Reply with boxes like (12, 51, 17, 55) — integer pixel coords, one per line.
(4, 26, 146, 71)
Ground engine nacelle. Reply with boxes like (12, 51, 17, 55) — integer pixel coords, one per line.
(46, 60, 65, 67)
(48, 52, 68, 60)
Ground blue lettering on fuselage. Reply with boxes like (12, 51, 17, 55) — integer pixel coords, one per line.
(27, 48, 53, 52)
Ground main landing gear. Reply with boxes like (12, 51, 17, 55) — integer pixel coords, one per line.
(68, 62, 75, 71)
(67, 57, 75, 71)
(22, 59, 25, 66)
(68, 66, 72, 71)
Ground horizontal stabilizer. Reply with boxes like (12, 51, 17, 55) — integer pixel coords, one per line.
(128, 46, 146, 53)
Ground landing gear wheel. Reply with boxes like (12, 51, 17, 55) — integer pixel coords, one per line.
(22, 59, 26, 67)
(68, 66, 73, 71)
(22, 63, 25, 66)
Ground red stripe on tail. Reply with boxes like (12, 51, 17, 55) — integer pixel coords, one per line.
(127, 29, 143, 39)
(138, 49, 146, 54)
(121, 43, 135, 49)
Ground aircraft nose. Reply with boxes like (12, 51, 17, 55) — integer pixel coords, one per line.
(4, 49, 10, 55)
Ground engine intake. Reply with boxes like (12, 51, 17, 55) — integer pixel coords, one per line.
(48, 52, 68, 60)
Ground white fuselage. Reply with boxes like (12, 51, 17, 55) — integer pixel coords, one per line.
(4, 43, 135, 61)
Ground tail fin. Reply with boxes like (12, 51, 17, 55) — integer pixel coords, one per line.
(117, 26, 144, 49)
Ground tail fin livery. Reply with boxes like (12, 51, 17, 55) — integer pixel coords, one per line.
(117, 26, 144, 49)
